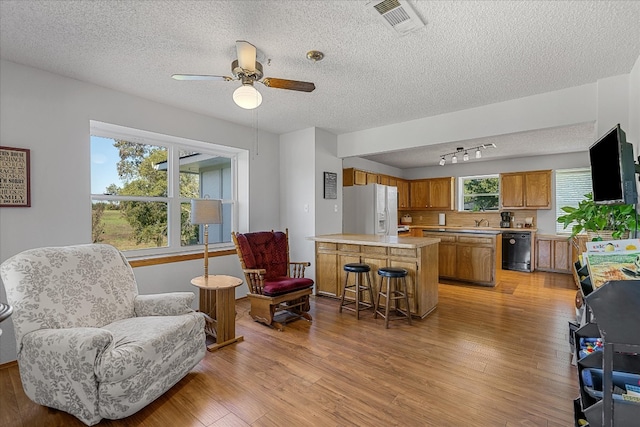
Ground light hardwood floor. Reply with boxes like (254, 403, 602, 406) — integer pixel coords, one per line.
(0, 269, 579, 426)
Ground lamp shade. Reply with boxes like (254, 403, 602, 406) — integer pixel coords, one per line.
(191, 199, 222, 225)
(233, 85, 262, 109)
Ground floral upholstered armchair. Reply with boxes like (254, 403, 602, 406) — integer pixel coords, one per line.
(232, 230, 314, 330)
(0, 244, 206, 426)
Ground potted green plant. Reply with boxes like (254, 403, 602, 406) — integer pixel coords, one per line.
(557, 193, 637, 240)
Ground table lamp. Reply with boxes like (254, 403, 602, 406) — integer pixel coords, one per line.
(191, 198, 222, 278)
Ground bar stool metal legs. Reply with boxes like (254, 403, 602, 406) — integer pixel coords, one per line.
(374, 267, 412, 328)
(339, 263, 375, 319)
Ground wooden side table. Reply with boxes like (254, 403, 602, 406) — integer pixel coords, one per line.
(190, 275, 244, 351)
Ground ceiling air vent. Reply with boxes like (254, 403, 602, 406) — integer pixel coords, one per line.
(367, 0, 425, 36)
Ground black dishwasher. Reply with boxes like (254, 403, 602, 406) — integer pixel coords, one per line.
(502, 232, 531, 272)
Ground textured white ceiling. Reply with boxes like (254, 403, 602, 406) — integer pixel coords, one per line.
(1, 1, 639, 168)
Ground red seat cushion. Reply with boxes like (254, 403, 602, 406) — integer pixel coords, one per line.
(263, 277, 314, 296)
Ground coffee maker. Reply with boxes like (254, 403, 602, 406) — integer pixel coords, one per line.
(500, 211, 513, 228)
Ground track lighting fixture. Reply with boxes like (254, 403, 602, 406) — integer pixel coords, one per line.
(438, 143, 496, 166)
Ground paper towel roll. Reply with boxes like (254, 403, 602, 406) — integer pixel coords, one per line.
(438, 213, 446, 226)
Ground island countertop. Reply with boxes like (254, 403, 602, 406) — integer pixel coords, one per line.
(309, 233, 440, 249)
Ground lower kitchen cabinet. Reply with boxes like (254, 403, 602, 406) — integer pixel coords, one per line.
(313, 236, 439, 318)
(423, 232, 501, 286)
(456, 243, 494, 283)
(535, 235, 572, 273)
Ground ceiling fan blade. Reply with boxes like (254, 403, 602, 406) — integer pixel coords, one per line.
(172, 74, 232, 81)
(236, 40, 257, 72)
(262, 78, 316, 92)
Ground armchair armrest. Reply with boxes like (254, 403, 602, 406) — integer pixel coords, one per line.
(134, 292, 195, 317)
(290, 261, 311, 278)
(19, 327, 113, 421)
(243, 268, 266, 294)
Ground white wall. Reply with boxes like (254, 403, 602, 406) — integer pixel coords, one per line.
(597, 74, 630, 136)
(337, 83, 598, 158)
(314, 128, 343, 237)
(279, 128, 316, 280)
(279, 127, 342, 283)
(0, 60, 281, 363)
(342, 156, 404, 178)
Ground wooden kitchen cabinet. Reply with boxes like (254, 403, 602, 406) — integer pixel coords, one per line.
(316, 249, 339, 295)
(343, 168, 367, 186)
(366, 172, 378, 185)
(500, 170, 551, 209)
(313, 237, 439, 318)
(410, 180, 430, 208)
(410, 177, 454, 210)
(423, 231, 500, 286)
(535, 235, 572, 273)
(456, 243, 494, 283)
(397, 179, 410, 209)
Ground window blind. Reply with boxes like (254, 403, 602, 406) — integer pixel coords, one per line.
(555, 168, 593, 233)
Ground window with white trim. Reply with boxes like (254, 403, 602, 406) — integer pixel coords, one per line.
(458, 174, 500, 211)
(555, 168, 593, 234)
(90, 122, 244, 256)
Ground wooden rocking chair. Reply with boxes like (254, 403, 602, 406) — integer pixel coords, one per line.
(231, 229, 313, 330)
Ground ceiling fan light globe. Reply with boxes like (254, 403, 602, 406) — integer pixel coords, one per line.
(233, 85, 262, 109)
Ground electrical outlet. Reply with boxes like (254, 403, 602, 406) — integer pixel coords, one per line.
(334, 204, 338, 212)
(304, 204, 309, 213)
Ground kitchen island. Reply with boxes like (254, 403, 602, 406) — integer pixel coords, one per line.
(310, 234, 440, 318)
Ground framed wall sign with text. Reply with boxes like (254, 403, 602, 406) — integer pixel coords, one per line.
(323, 172, 337, 199)
(0, 146, 31, 207)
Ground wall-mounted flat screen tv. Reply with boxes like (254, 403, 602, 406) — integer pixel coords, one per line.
(589, 124, 638, 205)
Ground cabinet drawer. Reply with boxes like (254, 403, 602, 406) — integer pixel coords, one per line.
(390, 247, 417, 258)
(338, 244, 360, 253)
(423, 232, 456, 242)
(317, 242, 336, 251)
(362, 245, 387, 255)
(457, 236, 493, 245)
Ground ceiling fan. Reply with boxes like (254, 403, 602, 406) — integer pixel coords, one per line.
(172, 40, 316, 109)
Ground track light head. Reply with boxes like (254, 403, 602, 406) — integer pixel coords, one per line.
(438, 143, 496, 165)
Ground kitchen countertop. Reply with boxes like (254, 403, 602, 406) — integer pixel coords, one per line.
(310, 234, 440, 248)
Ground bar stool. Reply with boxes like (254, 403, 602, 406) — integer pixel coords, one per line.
(374, 267, 412, 328)
(339, 263, 375, 319)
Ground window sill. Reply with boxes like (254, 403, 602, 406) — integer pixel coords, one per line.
(127, 247, 237, 268)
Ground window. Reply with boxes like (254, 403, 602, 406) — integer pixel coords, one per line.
(458, 174, 500, 211)
(555, 168, 593, 234)
(91, 122, 245, 255)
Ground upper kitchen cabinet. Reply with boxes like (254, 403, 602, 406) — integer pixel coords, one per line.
(343, 168, 367, 186)
(397, 179, 410, 209)
(410, 177, 455, 210)
(343, 168, 379, 186)
(500, 170, 551, 210)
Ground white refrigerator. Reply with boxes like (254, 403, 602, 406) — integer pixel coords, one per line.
(343, 184, 398, 236)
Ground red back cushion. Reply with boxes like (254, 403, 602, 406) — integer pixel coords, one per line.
(236, 231, 288, 279)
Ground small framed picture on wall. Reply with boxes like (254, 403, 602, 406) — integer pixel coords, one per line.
(323, 172, 337, 199)
(0, 146, 31, 207)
